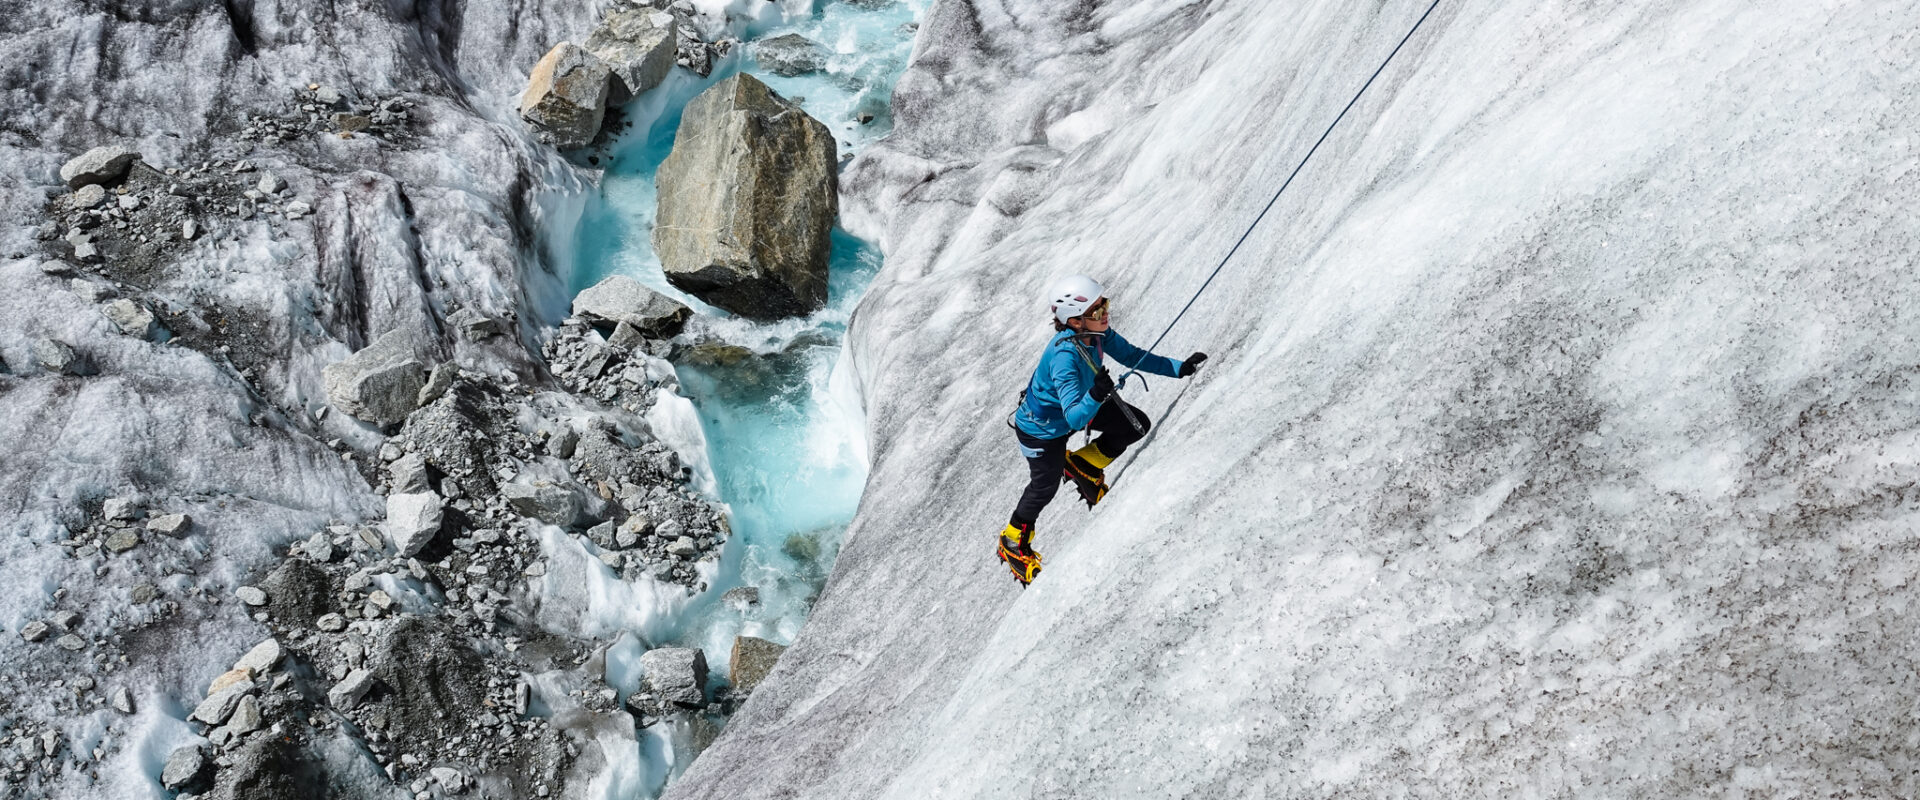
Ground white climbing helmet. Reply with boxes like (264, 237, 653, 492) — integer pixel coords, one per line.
(1049, 274, 1106, 323)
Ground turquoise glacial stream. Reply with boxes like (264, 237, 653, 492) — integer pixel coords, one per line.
(557, 1, 923, 794)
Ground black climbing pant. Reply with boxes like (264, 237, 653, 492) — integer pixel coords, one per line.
(1010, 397, 1150, 527)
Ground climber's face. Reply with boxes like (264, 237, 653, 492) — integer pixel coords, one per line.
(1070, 298, 1110, 333)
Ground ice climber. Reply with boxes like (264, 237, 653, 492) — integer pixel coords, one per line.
(997, 275, 1207, 586)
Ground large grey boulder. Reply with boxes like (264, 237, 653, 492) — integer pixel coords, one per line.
(322, 329, 426, 427)
(729, 636, 785, 693)
(160, 744, 207, 790)
(653, 74, 838, 320)
(571, 276, 692, 338)
(520, 42, 613, 150)
(640, 647, 708, 708)
(59, 145, 140, 189)
(586, 6, 678, 102)
(385, 491, 444, 557)
(753, 34, 828, 77)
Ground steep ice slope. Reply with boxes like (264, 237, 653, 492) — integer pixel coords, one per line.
(672, 0, 1920, 797)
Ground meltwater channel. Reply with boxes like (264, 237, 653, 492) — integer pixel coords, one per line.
(553, 1, 924, 795)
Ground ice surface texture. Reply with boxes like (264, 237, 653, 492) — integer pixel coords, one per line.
(669, 1, 1920, 798)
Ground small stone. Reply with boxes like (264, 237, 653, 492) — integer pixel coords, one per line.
(51, 610, 81, 630)
(385, 492, 444, 557)
(191, 683, 251, 725)
(287, 200, 312, 216)
(131, 583, 158, 603)
(19, 620, 50, 642)
(234, 638, 284, 673)
(147, 513, 193, 536)
(161, 744, 206, 789)
(111, 686, 134, 714)
(303, 531, 336, 562)
(668, 536, 699, 558)
(104, 529, 140, 553)
(329, 668, 376, 710)
(316, 613, 347, 632)
(256, 172, 286, 194)
(335, 113, 372, 132)
(117, 193, 140, 211)
(545, 428, 580, 460)
(315, 86, 343, 105)
(71, 183, 107, 209)
(417, 362, 457, 407)
(36, 340, 81, 374)
(598, 551, 624, 569)
(729, 635, 786, 693)
(55, 633, 86, 651)
(102, 497, 138, 521)
(235, 586, 269, 606)
(208, 667, 255, 695)
(104, 299, 158, 339)
(182, 219, 200, 240)
(432, 766, 468, 793)
(368, 590, 395, 611)
(227, 695, 263, 734)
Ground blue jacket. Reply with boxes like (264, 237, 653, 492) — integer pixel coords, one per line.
(1014, 329, 1183, 440)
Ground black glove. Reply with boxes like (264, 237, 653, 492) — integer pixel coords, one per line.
(1179, 352, 1209, 378)
(1089, 370, 1115, 402)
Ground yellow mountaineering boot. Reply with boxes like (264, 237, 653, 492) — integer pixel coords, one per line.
(1063, 442, 1112, 508)
(996, 522, 1042, 586)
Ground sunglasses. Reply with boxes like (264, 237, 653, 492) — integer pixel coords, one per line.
(1081, 300, 1110, 322)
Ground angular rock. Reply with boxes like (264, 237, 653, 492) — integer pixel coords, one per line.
(208, 667, 254, 695)
(571, 276, 692, 339)
(111, 686, 134, 714)
(385, 491, 445, 557)
(448, 307, 507, 341)
(315, 85, 343, 106)
(181, 219, 200, 241)
(51, 609, 81, 630)
(653, 73, 838, 320)
(60, 145, 141, 189)
(321, 329, 428, 427)
(388, 452, 433, 494)
(301, 530, 336, 562)
(503, 480, 586, 527)
(668, 536, 699, 558)
(316, 613, 347, 632)
(640, 647, 708, 708)
(586, 6, 678, 102)
(234, 638, 284, 674)
(191, 683, 252, 725)
(147, 513, 192, 536)
(104, 298, 157, 339)
(160, 744, 206, 790)
(102, 497, 138, 520)
(417, 362, 457, 407)
(56, 633, 86, 651)
(546, 428, 580, 460)
(104, 529, 140, 553)
(754, 33, 829, 77)
(433, 766, 468, 793)
(34, 338, 78, 375)
(256, 172, 286, 194)
(226, 694, 263, 734)
(729, 636, 786, 693)
(19, 620, 49, 642)
(235, 586, 269, 606)
(520, 42, 613, 150)
(71, 183, 107, 209)
(329, 668, 376, 710)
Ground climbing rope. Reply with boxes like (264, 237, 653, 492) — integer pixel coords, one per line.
(1115, 0, 1444, 395)
(1096, 0, 1444, 472)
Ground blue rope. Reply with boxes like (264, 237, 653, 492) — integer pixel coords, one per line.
(1118, 0, 1443, 392)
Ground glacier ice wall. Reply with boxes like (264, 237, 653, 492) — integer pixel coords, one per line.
(670, 0, 1920, 797)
